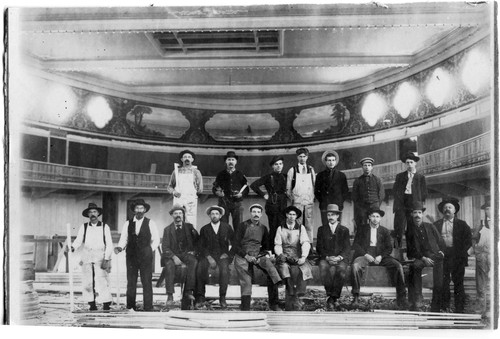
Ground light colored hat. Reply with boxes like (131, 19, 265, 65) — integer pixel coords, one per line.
(326, 204, 342, 214)
(249, 203, 264, 212)
(206, 205, 225, 216)
(321, 150, 340, 166)
(169, 204, 186, 215)
(359, 157, 374, 166)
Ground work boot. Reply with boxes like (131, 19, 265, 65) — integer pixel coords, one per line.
(293, 296, 304, 311)
(88, 301, 97, 311)
(240, 295, 251, 311)
(351, 294, 360, 306)
(269, 303, 282, 311)
(219, 296, 228, 309)
(103, 302, 111, 311)
(326, 296, 337, 310)
(166, 293, 174, 305)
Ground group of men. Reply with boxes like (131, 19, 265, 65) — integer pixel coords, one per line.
(67, 147, 492, 316)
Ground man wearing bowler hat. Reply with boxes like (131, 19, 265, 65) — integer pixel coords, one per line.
(352, 157, 385, 233)
(161, 204, 199, 307)
(167, 149, 203, 226)
(212, 151, 249, 231)
(115, 199, 160, 311)
(392, 151, 428, 247)
(251, 155, 288, 247)
(195, 206, 234, 309)
(315, 150, 349, 226)
(68, 203, 113, 311)
(434, 197, 472, 313)
(316, 204, 351, 310)
(350, 208, 408, 308)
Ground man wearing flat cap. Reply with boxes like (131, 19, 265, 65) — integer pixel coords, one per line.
(233, 204, 282, 311)
(406, 201, 445, 312)
(212, 151, 250, 231)
(316, 204, 351, 309)
(251, 155, 288, 247)
(115, 199, 160, 311)
(352, 157, 385, 233)
(195, 206, 234, 309)
(315, 150, 349, 226)
(161, 204, 199, 307)
(350, 208, 407, 308)
(286, 147, 317, 243)
(167, 149, 203, 226)
(434, 198, 472, 313)
(275, 205, 313, 311)
(68, 203, 113, 311)
(392, 151, 428, 248)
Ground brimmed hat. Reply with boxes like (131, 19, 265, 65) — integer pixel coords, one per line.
(130, 199, 151, 212)
(179, 149, 195, 160)
(283, 205, 302, 218)
(169, 204, 186, 215)
(224, 151, 239, 161)
(82, 203, 103, 217)
(321, 150, 340, 166)
(269, 155, 284, 166)
(359, 157, 374, 166)
(481, 197, 490, 210)
(206, 205, 225, 216)
(401, 151, 420, 163)
(249, 203, 264, 212)
(326, 204, 342, 214)
(438, 198, 460, 214)
(296, 148, 309, 156)
(411, 201, 426, 212)
(368, 208, 385, 217)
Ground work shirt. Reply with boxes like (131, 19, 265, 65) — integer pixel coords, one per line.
(329, 221, 338, 235)
(211, 221, 220, 235)
(441, 218, 454, 247)
(369, 225, 378, 246)
(72, 221, 113, 263)
(274, 223, 311, 259)
(167, 165, 203, 195)
(117, 216, 160, 251)
(404, 170, 416, 194)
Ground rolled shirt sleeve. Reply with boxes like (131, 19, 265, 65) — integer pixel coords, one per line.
(117, 220, 129, 250)
(149, 219, 160, 251)
(299, 225, 311, 258)
(104, 224, 114, 260)
(274, 227, 283, 256)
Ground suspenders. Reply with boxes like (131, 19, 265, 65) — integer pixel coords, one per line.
(83, 221, 106, 246)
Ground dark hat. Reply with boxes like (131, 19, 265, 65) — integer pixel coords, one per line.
(269, 155, 284, 166)
(82, 203, 103, 217)
(224, 151, 239, 161)
(206, 205, 225, 216)
(401, 151, 420, 163)
(283, 205, 302, 219)
(359, 157, 374, 166)
(130, 199, 151, 213)
(296, 148, 309, 156)
(438, 198, 460, 214)
(321, 150, 340, 166)
(368, 208, 385, 217)
(326, 204, 342, 214)
(410, 201, 426, 212)
(179, 149, 195, 160)
(169, 204, 186, 215)
(481, 197, 490, 210)
(249, 203, 264, 212)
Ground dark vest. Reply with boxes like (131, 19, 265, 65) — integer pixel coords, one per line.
(127, 217, 151, 261)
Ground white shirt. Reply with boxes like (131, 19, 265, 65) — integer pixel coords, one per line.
(72, 221, 113, 262)
(369, 225, 378, 246)
(329, 221, 338, 235)
(211, 221, 220, 234)
(404, 170, 416, 194)
(117, 216, 160, 251)
(441, 218, 454, 247)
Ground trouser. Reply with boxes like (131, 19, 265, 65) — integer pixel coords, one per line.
(164, 252, 197, 295)
(196, 256, 231, 298)
(126, 255, 153, 310)
(442, 250, 466, 313)
(293, 202, 314, 244)
(234, 254, 281, 298)
(318, 259, 347, 298)
(408, 257, 443, 312)
(393, 194, 414, 247)
(350, 256, 406, 300)
(219, 199, 244, 231)
(280, 264, 307, 296)
(265, 199, 287, 251)
(475, 251, 490, 314)
(81, 261, 112, 303)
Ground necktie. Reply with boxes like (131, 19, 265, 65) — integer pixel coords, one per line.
(302, 166, 306, 174)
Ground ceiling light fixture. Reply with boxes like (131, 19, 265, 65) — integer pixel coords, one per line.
(393, 82, 421, 119)
(361, 92, 388, 127)
(86, 96, 113, 129)
(461, 48, 490, 96)
(425, 67, 455, 108)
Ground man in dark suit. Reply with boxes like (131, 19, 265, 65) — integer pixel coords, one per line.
(314, 150, 349, 226)
(406, 201, 446, 312)
(196, 206, 234, 309)
(392, 151, 428, 248)
(316, 204, 351, 309)
(161, 204, 199, 307)
(434, 198, 472, 313)
(350, 208, 407, 307)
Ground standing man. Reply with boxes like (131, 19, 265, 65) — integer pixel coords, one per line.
(406, 202, 445, 312)
(212, 151, 249, 231)
(392, 152, 427, 248)
(352, 157, 385, 233)
(275, 206, 313, 311)
(233, 204, 282, 311)
(115, 199, 160, 311)
(350, 208, 407, 308)
(167, 150, 203, 226)
(161, 204, 199, 307)
(286, 147, 316, 244)
(315, 150, 349, 226)
(316, 204, 351, 310)
(196, 206, 234, 309)
(434, 198, 472, 313)
(251, 155, 288, 247)
(68, 203, 113, 311)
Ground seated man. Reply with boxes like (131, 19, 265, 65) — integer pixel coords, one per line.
(350, 208, 407, 308)
(233, 204, 282, 311)
(161, 204, 199, 308)
(316, 204, 351, 309)
(275, 206, 313, 311)
(195, 206, 234, 309)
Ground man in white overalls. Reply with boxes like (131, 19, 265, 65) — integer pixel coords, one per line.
(167, 150, 203, 227)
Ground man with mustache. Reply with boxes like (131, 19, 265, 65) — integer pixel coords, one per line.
(233, 204, 282, 311)
(68, 203, 113, 311)
(434, 198, 472, 313)
(406, 202, 446, 312)
(161, 204, 199, 308)
(115, 199, 160, 311)
(167, 150, 203, 225)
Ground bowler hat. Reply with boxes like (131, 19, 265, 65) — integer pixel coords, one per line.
(368, 208, 385, 217)
(296, 148, 309, 156)
(269, 155, 284, 166)
(224, 151, 239, 161)
(179, 149, 195, 160)
(206, 205, 225, 216)
(326, 204, 342, 214)
(401, 151, 420, 163)
(438, 198, 460, 214)
(359, 157, 374, 166)
(283, 205, 302, 219)
(249, 203, 264, 212)
(82, 203, 103, 217)
(169, 204, 186, 215)
(321, 150, 340, 166)
(411, 201, 426, 212)
(130, 199, 151, 212)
